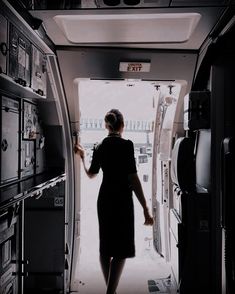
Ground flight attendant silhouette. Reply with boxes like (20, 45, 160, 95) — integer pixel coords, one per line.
(75, 109, 153, 294)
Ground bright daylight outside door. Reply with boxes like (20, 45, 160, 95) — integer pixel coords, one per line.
(73, 79, 171, 294)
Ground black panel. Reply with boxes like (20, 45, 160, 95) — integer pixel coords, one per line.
(179, 192, 211, 294)
(24, 0, 170, 9)
(24, 181, 65, 293)
(171, 0, 229, 6)
(0, 13, 8, 74)
(184, 91, 210, 131)
(44, 126, 64, 172)
(31, 0, 82, 9)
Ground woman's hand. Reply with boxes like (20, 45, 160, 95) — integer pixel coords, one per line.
(143, 207, 154, 226)
(74, 144, 85, 160)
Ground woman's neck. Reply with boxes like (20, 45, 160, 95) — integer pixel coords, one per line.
(108, 131, 121, 137)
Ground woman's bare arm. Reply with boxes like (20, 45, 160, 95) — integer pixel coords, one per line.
(81, 157, 97, 179)
(74, 144, 97, 179)
(128, 173, 154, 225)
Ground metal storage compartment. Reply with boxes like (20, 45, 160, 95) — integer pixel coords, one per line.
(0, 13, 8, 74)
(22, 100, 46, 176)
(21, 141, 35, 178)
(24, 181, 65, 293)
(1, 96, 19, 183)
(8, 23, 18, 80)
(8, 23, 31, 87)
(31, 44, 47, 96)
(35, 123, 46, 174)
(22, 101, 38, 140)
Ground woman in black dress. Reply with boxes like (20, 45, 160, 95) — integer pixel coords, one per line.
(75, 109, 153, 294)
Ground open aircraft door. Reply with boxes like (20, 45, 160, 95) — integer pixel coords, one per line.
(151, 81, 187, 279)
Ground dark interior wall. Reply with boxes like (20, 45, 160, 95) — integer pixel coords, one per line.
(210, 29, 235, 294)
(191, 23, 235, 294)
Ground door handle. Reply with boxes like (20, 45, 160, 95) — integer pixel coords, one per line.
(221, 137, 234, 229)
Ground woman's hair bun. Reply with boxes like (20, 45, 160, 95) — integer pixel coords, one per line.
(105, 112, 117, 124)
(105, 109, 124, 132)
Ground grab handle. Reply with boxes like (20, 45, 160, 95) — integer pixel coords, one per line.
(221, 137, 234, 229)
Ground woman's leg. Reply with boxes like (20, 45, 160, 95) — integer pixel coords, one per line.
(99, 254, 111, 284)
(106, 257, 126, 294)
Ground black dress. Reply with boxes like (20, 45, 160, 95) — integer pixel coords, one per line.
(88, 134, 137, 258)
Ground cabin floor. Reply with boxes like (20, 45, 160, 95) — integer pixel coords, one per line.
(75, 165, 173, 294)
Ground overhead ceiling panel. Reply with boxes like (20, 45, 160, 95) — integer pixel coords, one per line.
(53, 13, 201, 44)
(30, 6, 226, 49)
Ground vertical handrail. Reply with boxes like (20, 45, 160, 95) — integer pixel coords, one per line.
(221, 137, 235, 294)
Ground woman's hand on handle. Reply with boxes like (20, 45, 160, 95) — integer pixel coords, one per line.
(74, 144, 96, 179)
(74, 144, 85, 160)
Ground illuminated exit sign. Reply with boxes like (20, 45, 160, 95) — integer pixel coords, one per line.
(119, 62, 151, 72)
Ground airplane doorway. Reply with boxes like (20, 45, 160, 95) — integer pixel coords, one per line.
(74, 79, 183, 294)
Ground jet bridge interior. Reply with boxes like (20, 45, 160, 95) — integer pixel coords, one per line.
(0, 0, 235, 293)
